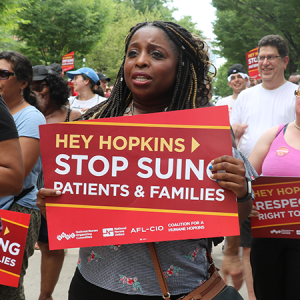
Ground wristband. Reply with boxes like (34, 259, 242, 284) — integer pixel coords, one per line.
(237, 179, 252, 202)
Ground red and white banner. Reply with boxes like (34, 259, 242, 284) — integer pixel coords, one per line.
(252, 176, 300, 239)
(39, 106, 240, 250)
(246, 47, 261, 79)
(61, 51, 74, 72)
(0, 210, 30, 287)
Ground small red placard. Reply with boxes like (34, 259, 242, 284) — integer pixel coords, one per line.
(246, 47, 261, 79)
(252, 176, 300, 239)
(61, 51, 74, 72)
(0, 209, 30, 287)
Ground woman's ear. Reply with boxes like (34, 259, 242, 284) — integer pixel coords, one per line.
(20, 81, 28, 90)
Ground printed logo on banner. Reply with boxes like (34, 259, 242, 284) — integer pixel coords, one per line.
(297, 230, 300, 235)
(103, 228, 114, 237)
(270, 229, 281, 234)
(57, 232, 75, 241)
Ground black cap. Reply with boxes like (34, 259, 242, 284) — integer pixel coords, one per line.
(32, 65, 54, 81)
(49, 63, 63, 75)
(227, 64, 247, 77)
(97, 72, 110, 82)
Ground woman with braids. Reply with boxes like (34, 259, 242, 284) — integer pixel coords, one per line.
(0, 51, 46, 299)
(37, 21, 256, 300)
(32, 65, 81, 300)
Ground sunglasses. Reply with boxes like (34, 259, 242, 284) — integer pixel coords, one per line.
(32, 83, 47, 93)
(0, 69, 15, 80)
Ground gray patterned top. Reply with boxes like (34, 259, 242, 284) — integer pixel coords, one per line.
(77, 148, 258, 296)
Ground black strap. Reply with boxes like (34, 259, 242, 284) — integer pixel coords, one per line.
(65, 107, 71, 122)
(276, 123, 289, 138)
(14, 186, 34, 201)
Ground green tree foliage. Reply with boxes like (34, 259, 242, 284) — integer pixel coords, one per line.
(86, 3, 163, 80)
(212, 0, 300, 75)
(115, 0, 175, 20)
(213, 62, 233, 100)
(14, 0, 114, 65)
(176, 15, 204, 37)
(87, 0, 204, 82)
(0, 0, 31, 51)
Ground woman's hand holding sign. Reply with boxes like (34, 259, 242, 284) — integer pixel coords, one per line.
(210, 155, 252, 224)
(37, 188, 61, 219)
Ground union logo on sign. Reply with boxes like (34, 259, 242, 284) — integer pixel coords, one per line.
(103, 228, 114, 237)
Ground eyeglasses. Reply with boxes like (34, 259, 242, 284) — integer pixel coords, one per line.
(0, 69, 15, 80)
(295, 89, 300, 97)
(257, 55, 282, 62)
(32, 83, 47, 92)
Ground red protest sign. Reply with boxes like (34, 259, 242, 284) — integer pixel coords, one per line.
(0, 210, 30, 287)
(39, 106, 240, 250)
(61, 51, 74, 72)
(252, 176, 300, 239)
(246, 47, 261, 79)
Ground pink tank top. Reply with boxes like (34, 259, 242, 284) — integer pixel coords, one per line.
(262, 123, 300, 176)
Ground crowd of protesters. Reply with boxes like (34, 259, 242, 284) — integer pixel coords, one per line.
(0, 20, 299, 300)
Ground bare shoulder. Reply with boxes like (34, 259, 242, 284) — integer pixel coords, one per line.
(70, 109, 82, 121)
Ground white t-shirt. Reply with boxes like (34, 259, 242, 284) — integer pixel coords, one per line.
(68, 94, 106, 110)
(216, 95, 235, 116)
(230, 81, 297, 158)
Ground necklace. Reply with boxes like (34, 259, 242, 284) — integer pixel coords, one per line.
(129, 100, 168, 115)
(10, 98, 25, 114)
(294, 120, 300, 130)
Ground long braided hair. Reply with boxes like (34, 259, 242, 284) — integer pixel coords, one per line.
(82, 21, 215, 120)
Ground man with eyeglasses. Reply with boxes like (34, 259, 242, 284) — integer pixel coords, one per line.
(230, 35, 298, 300)
(231, 35, 297, 157)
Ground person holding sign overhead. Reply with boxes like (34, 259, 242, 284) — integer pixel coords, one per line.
(38, 21, 257, 300)
(248, 87, 300, 300)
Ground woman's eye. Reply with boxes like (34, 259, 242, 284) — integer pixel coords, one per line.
(151, 51, 164, 59)
(128, 50, 138, 57)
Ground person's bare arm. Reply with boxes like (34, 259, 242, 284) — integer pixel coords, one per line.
(248, 126, 278, 175)
(19, 137, 41, 178)
(221, 236, 243, 290)
(0, 138, 24, 196)
(210, 155, 252, 290)
(210, 155, 252, 225)
(37, 188, 61, 219)
(231, 123, 248, 146)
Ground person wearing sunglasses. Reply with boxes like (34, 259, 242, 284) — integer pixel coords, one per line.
(0, 51, 46, 299)
(32, 64, 81, 300)
(32, 65, 81, 123)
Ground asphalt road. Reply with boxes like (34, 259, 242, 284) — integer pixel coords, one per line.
(24, 244, 249, 299)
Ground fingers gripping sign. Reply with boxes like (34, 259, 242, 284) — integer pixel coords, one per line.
(37, 188, 62, 219)
(209, 155, 247, 199)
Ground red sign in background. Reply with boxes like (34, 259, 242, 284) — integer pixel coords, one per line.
(61, 51, 74, 72)
(40, 106, 240, 250)
(0, 210, 30, 287)
(252, 176, 300, 239)
(246, 47, 261, 79)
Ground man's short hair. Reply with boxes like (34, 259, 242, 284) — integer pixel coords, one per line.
(258, 35, 289, 57)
